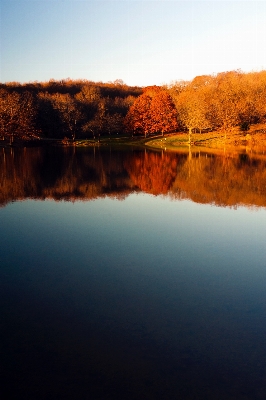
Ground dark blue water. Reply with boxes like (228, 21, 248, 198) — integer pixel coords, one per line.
(1, 147, 266, 399)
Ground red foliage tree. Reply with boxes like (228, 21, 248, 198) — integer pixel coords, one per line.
(124, 86, 178, 136)
(149, 90, 178, 135)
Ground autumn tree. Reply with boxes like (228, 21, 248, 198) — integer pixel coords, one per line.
(209, 72, 242, 135)
(76, 85, 137, 138)
(174, 88, 208, 142)
(75, 85, 101, 104)
(149, 90, 178, 135)
(36, 92, 62, 138)
(0, 89, 37, 142)
(49, 93, 81, 140)
(238, 71, 266, 126)
(124, 86, 178, 136)
(75, 85, 101, 122)
(81, 99, 106, 139)
(168, 71, 259, 138)
(124, 92, 152, 136)
(104, 113, 124, 135)
(0, 79, 142, 140)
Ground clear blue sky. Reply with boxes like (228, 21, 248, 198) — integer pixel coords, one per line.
(1, 0, 266, 86)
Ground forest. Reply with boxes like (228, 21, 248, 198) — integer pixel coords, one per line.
(0, 79, 142, 143)
(1, 70, 266, 143)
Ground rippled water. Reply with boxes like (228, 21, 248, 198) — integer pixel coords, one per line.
(1, 146, 266, 399)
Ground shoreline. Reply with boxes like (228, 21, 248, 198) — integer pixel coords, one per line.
(2, 124, 266, 154)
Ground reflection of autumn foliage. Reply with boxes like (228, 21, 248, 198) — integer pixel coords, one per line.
(2, 147, 266, 209)
(0, 147, 136, 206)
(171, 152, 266, 208)
(124, 151, 178, 195)
(0, 147, 44, 205)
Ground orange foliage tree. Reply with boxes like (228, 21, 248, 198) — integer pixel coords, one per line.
(0, 89, 37, 142)
(168, 70, 266, 135)
(124, 86, 178, 136)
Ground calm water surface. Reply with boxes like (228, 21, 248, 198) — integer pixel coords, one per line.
(1, 146, 266, 399)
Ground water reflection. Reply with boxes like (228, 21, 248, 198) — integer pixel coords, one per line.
(1, 146, 266, 208)
(1, 146, 266, 399)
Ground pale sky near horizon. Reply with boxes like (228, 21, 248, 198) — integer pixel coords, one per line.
(1, 0, 266, 86)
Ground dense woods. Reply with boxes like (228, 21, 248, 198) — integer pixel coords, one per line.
(168, 70, 266, 134)
(0, 79, 142, 142)
(1, 70, 266, 142)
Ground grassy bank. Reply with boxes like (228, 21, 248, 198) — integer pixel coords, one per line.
(144, 124, 266, 154)
(2, 124, 266, 153)
(72, 123, 266, 153)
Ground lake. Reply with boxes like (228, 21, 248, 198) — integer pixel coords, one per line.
(1, 145, 266, 399)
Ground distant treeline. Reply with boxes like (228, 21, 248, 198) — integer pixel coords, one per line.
(1, 70, 266, 142)
(0, 79, 142, 142)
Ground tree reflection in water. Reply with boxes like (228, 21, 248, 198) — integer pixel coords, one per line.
(1, 146, 266, 209)
(2, 145, 266, 400)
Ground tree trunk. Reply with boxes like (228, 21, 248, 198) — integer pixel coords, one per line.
(188, 127, 192, 144)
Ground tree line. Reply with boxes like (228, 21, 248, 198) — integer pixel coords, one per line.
(168, 69, 266, 135)
(1, 70, 266, 142)
(125, 70, 266, 137)
(0, 78, 142, 143)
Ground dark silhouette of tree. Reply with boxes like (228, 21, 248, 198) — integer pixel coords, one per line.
(48, 93, 81, 140)
(36, 92, 62, 138)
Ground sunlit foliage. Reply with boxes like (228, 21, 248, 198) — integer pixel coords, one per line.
(124, 86, 178, 136)
(168, 70, 266, 134)
(2, 70, 266, 142)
